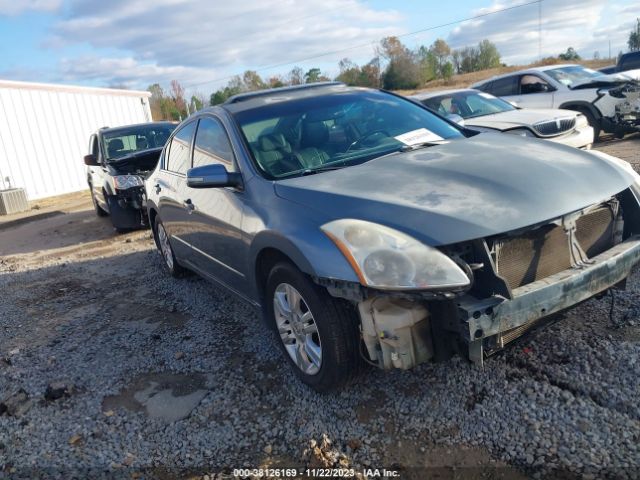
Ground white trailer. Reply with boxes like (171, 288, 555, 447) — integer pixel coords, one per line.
(0, 80, 152, 200)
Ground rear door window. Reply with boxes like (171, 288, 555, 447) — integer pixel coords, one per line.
(166, 121, 197, 174)
(487, 76, 518, 96)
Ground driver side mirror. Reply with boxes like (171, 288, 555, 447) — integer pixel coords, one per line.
(84, 154, 99, 166)
(187, 164, 242, 189)
(446, 114, 465, 126)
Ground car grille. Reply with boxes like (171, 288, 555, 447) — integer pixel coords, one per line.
(494, 205, 616, 290)
(532, 117, 576, 137)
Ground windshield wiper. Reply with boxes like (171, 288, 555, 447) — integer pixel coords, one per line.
(399, 141, 447, 151)
(300, 164, 346, 176)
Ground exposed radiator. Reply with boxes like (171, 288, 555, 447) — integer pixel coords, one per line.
(0, 188, 29, 215)
(494, 224, 571, 290)
(494, 203, 616, 290)
(576, 204, 615, 258)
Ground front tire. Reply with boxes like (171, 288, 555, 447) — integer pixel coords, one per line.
(576, 108, 601, 141)
(90, 186, 108, 217)
(265, 262, 362, 392)
(154, 217, 188, 278)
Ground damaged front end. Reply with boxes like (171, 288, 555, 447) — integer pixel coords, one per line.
(107, 149, 162, 229)
(323, 188, 640, 371)
(609, 83, 640, 131)
(111, 174, 148, 228)
(593, 81, 640, 134)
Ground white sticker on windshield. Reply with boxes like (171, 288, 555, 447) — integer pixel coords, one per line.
(394, 128, 444, 146)
(478, 92, 495, 99)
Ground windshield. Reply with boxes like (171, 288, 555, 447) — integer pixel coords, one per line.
(232, 90, 464, 179)
(420, 90, 515, 119)
(103, 124, 176, 161)
(544, 66, 603, 88)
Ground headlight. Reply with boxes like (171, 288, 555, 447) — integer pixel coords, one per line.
(575, 114, 589, 129)
(321, 219, 471, 290)
(113, 175, 144, 190)
(504, 128, 534, 137)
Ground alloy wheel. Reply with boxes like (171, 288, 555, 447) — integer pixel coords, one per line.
(273, 283, 322, 375)
(156, 223, 174, 270)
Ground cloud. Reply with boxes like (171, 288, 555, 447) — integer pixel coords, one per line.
(49, 0, 402, 90)
(0, 0, 61, 16)
(55, 55, 221, 91)
(447, 0, 625, 64)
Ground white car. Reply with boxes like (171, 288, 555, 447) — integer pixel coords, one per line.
(410, 89, 594, 149)
(472, 64, 640, 139)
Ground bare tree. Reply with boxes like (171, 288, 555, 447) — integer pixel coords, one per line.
(170, 80, 186, 114)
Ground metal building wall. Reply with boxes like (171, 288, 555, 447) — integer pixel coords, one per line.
(0, 80, 152, 200)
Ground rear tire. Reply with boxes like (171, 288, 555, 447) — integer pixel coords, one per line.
(154, 216, 188, 278)
(265, 262, 362, 392)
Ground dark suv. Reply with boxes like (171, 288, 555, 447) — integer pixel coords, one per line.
(84, 122, 176, 231)
(146, 83, 640, 391)
(600, 51, 640, 75)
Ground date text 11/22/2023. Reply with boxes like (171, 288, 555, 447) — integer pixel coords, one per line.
(231, 468, 400, 478)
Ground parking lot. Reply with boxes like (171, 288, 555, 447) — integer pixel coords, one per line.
(1, 134, 640, 479)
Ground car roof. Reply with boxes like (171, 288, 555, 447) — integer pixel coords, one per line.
(218, 82, 357, 113)
(473, 63, 580, 86)
(410, 88, 478, 100)
(99, 121, 177, 135)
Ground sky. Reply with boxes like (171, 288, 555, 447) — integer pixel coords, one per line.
(0, 0, 637, 96)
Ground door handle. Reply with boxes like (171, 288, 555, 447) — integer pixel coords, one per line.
(154, 183, 162, 194)
(183, 198, 195, 213)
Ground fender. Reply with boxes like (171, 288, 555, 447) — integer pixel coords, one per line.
(249, 230, 317, 294)
(248, 226, 361, 303)
(103, 180, 115, 198)
(558, 101, 602, 120)
(146, 198, 158, 216)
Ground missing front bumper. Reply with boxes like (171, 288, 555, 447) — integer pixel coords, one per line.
(457, 235, 640, 364)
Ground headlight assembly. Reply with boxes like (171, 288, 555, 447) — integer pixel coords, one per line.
(113, 175, 144, 190)
(321, 219, 471, 290)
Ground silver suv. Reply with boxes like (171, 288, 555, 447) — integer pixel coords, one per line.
(472, 64, 640, 139)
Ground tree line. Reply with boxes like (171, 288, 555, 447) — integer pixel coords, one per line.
(147, 36, 502, 119)
(148, 19, 640, 120)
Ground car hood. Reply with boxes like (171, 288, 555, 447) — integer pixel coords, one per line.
(107, 147, 163, 175)
(274, 133, 634, 246)
(464, 109, 577, 131)
(572, 72, 640, 89)
(619, 69, 640, 81)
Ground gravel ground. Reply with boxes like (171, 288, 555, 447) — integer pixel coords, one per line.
(1, 136, 640, 480)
